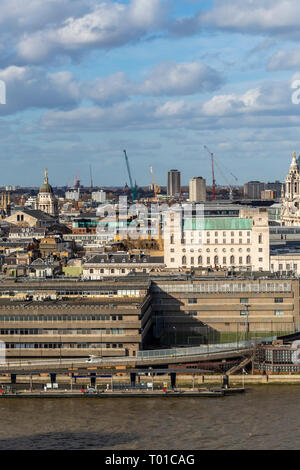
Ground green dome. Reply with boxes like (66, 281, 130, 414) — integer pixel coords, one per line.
(40, 183, 53, 193)
(40, 168, 53, 193)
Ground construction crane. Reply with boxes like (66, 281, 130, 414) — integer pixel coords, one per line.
(149, 166, 160, 202)
(213, 159, 235, 200)
(204, 146, 238, 201)
(123, 150, 137, 202)
(204, 145, 216, 201)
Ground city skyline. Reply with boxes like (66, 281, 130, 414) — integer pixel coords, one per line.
(1, 0, 300, 187)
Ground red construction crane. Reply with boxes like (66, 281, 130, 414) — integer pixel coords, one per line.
(204, 145, 216, 201)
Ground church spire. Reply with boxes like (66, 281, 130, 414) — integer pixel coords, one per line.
(44, 168, 48, 184)
(290, 151, 299, 171)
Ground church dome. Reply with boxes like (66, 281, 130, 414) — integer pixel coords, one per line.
(39, 169, 53, 193)
(40, 182, 53, 193)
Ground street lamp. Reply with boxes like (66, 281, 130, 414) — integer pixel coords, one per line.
(173, 326, 177, 347)
(244, 304, 250, 342)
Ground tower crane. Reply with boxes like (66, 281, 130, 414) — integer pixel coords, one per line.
(149, 166, 160, 202)
(214, 160, 235, 200)
(204, 145, 238, 200)
(204, 145, 216, 201)
(123, 150, 137, 203)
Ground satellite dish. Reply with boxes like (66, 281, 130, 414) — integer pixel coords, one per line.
(291, 340, 300, 364)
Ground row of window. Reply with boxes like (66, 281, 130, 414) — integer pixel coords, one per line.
(153, 283, 291, 294)
(240, 310, 284, 316)
(0, 290, 141, 297)
(180, 255, 252, 265)
(179, 247, 254, 253)
(5, 343, 124, 349)
(240, 298, 284, 303)
(0, 328, 124, 335)
(271, 264, 298, 271)
(187, 297, 284, 305)
(0, 315, 124, 321)
(89, 268, 147, 274)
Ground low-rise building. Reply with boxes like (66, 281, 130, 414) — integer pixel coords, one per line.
(0, 278, 152, 360)
(82, 252, 165, 279)
(151, 273, 299, 346)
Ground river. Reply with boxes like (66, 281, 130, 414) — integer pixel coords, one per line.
(0, 385, 299, 450)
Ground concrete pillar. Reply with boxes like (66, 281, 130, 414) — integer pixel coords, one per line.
(170, 372, 176, 389)
(130, 373, 136, 387)
(50, 373, 56, 384)
(90, 373, 96, 387)
(222, 374, 229, 389)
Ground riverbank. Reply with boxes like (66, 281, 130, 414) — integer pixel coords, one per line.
(2, 373, 300, 388)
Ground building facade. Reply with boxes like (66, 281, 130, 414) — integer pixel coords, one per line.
(244, 181, 265, 199)
(35, 169, 58, 217)
(151, 275, 299, 346)
(189, 177, 206, 202)
(0, 278, 152, 360)
(281, 152, 300, 226)
(164, 207, 270, 271)
(82, 253, 165, 279)
(167, 170, 181, 197)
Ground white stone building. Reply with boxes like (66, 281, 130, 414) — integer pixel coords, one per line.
(164, 207, 270, 271)
(82, 252, 165, 279)
(35, 169, 58, 217)
(281, 152, 300, 226)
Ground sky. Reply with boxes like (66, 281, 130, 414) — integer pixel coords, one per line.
(1, 0, 300, 188)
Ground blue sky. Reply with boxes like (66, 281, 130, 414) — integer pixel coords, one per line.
(1, 0, 300, 188)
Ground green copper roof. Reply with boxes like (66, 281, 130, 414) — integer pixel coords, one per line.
(183, 217, 253, 231)
(40, 183, 53, 193)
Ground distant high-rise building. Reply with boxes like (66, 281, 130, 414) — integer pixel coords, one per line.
(244, 181, 265, 199)
(189, 177, 206, 202)
(65, 190, 80, 201)
(167, 170, 181, 197)
(92, 190, 106, 203)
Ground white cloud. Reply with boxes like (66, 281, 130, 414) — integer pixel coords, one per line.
(268, 47, 300, 70)
(15, 0, 166, 64)
(38, 77, 300, 134)
(171, 0, 300, 40)
(140, 61, 224, 95)
(84, 61, 224, 103)
(0, 66, 80, 114)
(0, 59, 223, 115)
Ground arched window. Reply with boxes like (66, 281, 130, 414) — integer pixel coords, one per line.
(182, 256, 187, 265)
(198, 256, 202, 265)
(214, 256, 219, 265)
(230, 255, 235, 265)
(246, 255, 251, 264)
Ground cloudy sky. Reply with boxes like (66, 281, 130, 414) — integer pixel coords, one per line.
(1, 0, 300, 188)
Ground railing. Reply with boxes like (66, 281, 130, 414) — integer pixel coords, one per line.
(137, 337, 276, 359)
(0, 337, 277, 367)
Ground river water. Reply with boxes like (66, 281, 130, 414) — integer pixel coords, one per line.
(0, 385, 300, 450)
